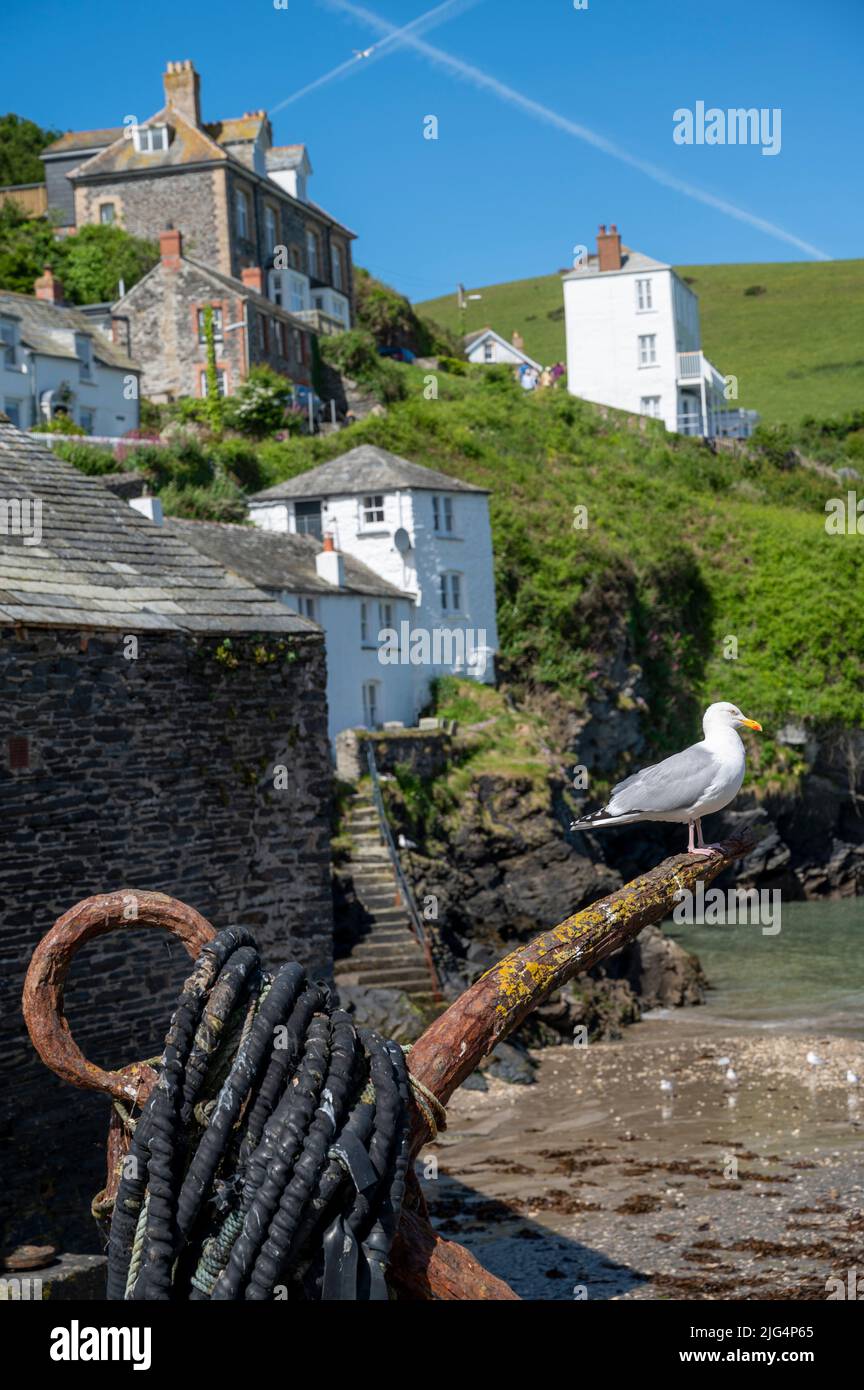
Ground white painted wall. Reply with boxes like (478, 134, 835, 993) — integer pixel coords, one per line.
(280, 587, 417, 745)
(466, 335, 535, 368)
(0, 352, 138, 435)
(563, 265, 708, 434)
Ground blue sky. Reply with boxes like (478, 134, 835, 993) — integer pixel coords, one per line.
(5, 0, 862, 300)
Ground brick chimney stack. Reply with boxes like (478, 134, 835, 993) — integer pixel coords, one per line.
(241, 267, 264, 294)
(597, 223, 623, 273)
(159, 228, 183, 269)
(163, 59, 201, 127)
(34, 267, 64, 304)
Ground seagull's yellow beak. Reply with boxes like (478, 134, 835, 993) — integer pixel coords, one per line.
(739, 717, 762, 732)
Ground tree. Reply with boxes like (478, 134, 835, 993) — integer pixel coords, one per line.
(0, 203, 158, 302)
(0, 114, 60, 186)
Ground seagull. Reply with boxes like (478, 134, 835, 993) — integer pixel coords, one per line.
(724, 1067, 738, 1087)
(806, 1051, 825, 1067)
(571, 702, 762, 855)
(847, 1070, 860, 1086)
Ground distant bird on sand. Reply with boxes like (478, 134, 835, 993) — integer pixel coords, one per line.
(571, 702, 762, 855)
(846, 1070, 859, 1086)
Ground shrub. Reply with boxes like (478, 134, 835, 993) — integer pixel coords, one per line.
(30, 415, 85, 435)
(52, 439, 119, 474)
(226, 365, 295, 437)
(437, 356, 468, 376)
(319, 329, 406, 403)
(212, 438, 266, 491)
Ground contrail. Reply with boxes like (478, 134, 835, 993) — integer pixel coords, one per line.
(270, 0, 484, 115)
(325, 0, 830, 261)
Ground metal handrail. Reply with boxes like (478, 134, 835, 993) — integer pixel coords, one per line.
(365, 743, 443, 999)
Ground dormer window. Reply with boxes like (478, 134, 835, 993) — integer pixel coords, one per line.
(133, 125, 169, 154)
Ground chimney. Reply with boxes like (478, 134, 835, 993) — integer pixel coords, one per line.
(163, 59, 201, 127)
(34, 267, 64, 304)
(315, 533, 344, 587)
(160, 227, 183, 269)
(511, 329, 525, 351)
(597, 223, 623, 273)
(241, 266, 264, 294)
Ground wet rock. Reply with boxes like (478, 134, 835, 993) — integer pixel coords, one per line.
(334, 984, 428, 1045)
(484, 1041, 538, 1086)
(608, 925, 707, 1010)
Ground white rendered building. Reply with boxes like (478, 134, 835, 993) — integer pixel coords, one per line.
(248, 445, 500, 733)
(0, 272, 140, 436)
(562, 225, 758, 439)
(464, 326, 542, 372)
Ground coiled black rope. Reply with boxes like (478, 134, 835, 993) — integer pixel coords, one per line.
(106, 927, 410, 1301)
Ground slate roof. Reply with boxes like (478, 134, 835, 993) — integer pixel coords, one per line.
(167, 519, 412, 600)
(70, 109, 228, 178)
(561, 246, 669, 279)
(0, 290, 139, 373)
(114, 254, 313, 338)
(0, 420, 315, 634)
(43, 128, 125, 155)
(250, 445, 489, 502)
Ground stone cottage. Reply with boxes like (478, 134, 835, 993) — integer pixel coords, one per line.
(114, 228, 314, 403)
(0, 416, 333, 1252)
(40, 58, 354, 335)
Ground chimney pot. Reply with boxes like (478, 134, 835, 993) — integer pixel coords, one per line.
(163, 58, 201, 126)
(316, 540, 344, 587)
(34, 267, 64, 304)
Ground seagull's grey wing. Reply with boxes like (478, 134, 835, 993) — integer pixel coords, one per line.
(606, 744, 720, 816)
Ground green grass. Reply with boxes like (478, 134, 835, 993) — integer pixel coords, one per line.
(417, 259, 864, 427)
(243, 367, 864, 756)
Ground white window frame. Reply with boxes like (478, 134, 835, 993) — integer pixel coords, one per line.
(432, 494, 454, 534)
(440, 571, 463, 614)
(638, 334, 658, 367)
(636, 278, 653, 312)
(0, 318, 17, 368)
(288, 274, 307, 313)
(133, 125, 168, 154)
(99, 202, 116, 225)
(483, 340, 494, 362)
(200, 369, 228, 398)
(269, 270, 284, 306)
(264, 206, 278, 252)
(360, 494, 385, 529)
(640, 396, 661, 418)
(76, 334, 93, 381)
(236, 188, 250, 240)
(306, 228, 319, 278)
(197, 306, 224, 343)
(362, 680, 381, 729)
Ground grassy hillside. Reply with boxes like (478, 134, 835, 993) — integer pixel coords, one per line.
(177, 364, 863, 764)
(417, 259, 864, 427)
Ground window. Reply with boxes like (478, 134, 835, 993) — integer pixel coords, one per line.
(200, 369, 227, 397)
(312, 293, 325, 311)
(99, 203, 116, 225)
(305, 228, 319, 278)
(256, 314, 268, 353)
(483, 340, 494, 362)
(638, 334, 657, 367)
(236, 188, 250, 239)
(294, 499, 322, 538)
(362, 681, 380, 729)
(269, 271, 284, 306)
(133, 125, 168, 153)
(298, 596, 317, 622)
(360, 602, 369, 644)
(440, 571, 463, 613)
(3, 399, 22, 427)
(197, 306, 224, 343)
(362, 494, 385, 527)
(291, 328, 303, 362)
(332, 245, 343, 291)
(290, 246, 302, 271)
(289, 274, 306, 313)
(273, 320, 285, 357)
(0, 318, 17, 368)
(432, 495, 454, 533)
(636, 278, 653, 311)
(640, 396, 661, 418)
(264, 206, 278, 252)
(378, 601, 393, 631)
(77, 335, 93, 381)
(79, 407, 95, 433)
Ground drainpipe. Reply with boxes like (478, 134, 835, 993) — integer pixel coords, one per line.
(699, 355, 708, 439)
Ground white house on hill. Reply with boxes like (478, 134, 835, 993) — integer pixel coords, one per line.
(248, 445, 499, 734)
(562, 225, 758, 439)
(465, 326, 542, 372)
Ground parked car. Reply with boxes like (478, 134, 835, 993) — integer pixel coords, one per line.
(377, 345, 416, 363)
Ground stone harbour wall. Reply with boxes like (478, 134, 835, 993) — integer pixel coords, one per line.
(0, 626, 333, 1255)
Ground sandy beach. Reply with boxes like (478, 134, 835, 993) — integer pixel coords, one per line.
(419, 1016, 864, 1300)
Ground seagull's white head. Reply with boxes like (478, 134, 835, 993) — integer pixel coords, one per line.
(703, 701, 763, 735)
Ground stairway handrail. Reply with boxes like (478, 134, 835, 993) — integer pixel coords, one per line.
(365, 743, 443, 999)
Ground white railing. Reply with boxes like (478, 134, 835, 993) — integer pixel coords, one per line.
(677, 350, 702, 380)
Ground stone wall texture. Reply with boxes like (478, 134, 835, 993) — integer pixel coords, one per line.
(0, 626, 334, 1254)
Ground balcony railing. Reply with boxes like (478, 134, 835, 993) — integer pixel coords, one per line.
(292, 308, 347, 337)
(677, 407, 760, 440)
(677, 350, 703, 380)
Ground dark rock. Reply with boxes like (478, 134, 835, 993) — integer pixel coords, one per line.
(484, 1041, 537, 1086)
(460, 1070, 489, 1092)
(334, 984, 429, 1045)
(607, 925, 707, 1010)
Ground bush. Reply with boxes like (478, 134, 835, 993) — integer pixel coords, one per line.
(52, 439, 119, 475)
(225, 365, 294, 437)
(212, 438, 266, 491)
(319, 329, 406, 403)
(437, 356, 468, 376)
(30, 415, 85, 435)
